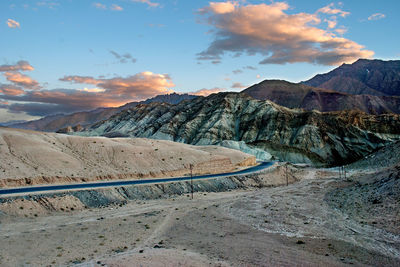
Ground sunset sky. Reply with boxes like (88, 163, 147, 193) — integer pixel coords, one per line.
(1, 0, 399, 122)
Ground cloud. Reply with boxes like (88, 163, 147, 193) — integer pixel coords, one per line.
(60, 72, 174, 99)
(36, 1, 60, 9)
(3, 72, 41, 89)
(243, 66, 257, 70)
(6, 19, 20, 28)
(6, 102, 79, 116)
(0, 61, 34, 72)
(1, 71, 175, 117)
(111, 4, 123, 11)
(190, 87, 225, 96)
(232, 69, 243, 74)
(317, 3, 349, 17)
(132, 0, 160, 8)
(197, 1, 373, 66)
(324, 17, 337, 29)
(93, 2, 106, 9)
(109, 50, 137, 63)
(0, 84, 25, 96)
(231, 82, 246, 89)
(368, 13, 385, 21)
(1, 71, 174, 116)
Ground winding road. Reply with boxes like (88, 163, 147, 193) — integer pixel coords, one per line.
(0, 161, 274, 196)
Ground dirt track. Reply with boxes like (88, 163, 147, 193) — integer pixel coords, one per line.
(1, 168, 399, 266)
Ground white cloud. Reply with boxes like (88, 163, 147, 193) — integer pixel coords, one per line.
(131, 0, 160, 8)
(368, 13, 386, 21)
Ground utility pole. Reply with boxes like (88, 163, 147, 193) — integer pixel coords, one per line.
(190, 163, 193, 200)
(286, 163, 288, 186)
(344, 166, 346, 180)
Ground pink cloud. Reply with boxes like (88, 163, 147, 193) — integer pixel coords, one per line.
(3, 72, 41, 89)
(0, 61, 34, 72)
(111, 4, 123, 11)
(0, 84, 25, 96)
(197, 1, 373, 66)
(93, 3, 106, 9)
(6, 19, 20, 28)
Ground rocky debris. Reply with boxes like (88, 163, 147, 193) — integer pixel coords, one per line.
(56, 124, 83, 134)
(325, 164, 400, 235)
(242, 79, 400, 114)
(79, 92, 400, 166)
(303, 58, 400, 96)
(348, 140, 400, 170)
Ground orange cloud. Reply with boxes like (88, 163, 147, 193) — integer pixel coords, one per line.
(60, 71, 174, 99)
(197, 1, 373, 66)
(0, 61, 34, 72)
(7, 19, 20, 28)
(3, 72, 41, 89)
(191, 87, 225, 96)
(0, 84, 25, 96)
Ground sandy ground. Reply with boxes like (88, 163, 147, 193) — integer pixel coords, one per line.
(1, 168, 399, 266)
(0, 127, 255, 187)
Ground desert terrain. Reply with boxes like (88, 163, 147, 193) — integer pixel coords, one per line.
(0, 157, 399, 266)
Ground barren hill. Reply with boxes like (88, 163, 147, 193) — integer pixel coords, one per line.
(0, 127, 255, 188)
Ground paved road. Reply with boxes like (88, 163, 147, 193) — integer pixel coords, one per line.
(0, 161, 274, 196)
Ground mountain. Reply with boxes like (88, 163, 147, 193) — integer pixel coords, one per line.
(9, 93, 197, 132)
(303, 59, 400, 96)
(242, 80, 400, 114)
(77, 92, 400, 166)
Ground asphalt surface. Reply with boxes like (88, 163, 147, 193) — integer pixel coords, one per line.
(0, 161, 274, 196)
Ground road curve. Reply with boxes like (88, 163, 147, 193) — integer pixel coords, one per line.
(0, 161, 274, 196)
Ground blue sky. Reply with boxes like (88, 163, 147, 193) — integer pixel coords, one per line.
(0, 0, 399, 122)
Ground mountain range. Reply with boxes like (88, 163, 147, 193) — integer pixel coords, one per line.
(78, 92, 400, 166)
(242, 79, 400, 114)
(9, 93, 197, 132)
(303, 59, 400, 96)
(4, 59, 400, 166)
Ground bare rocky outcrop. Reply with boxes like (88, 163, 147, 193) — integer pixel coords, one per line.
(79, 92, 400, 166)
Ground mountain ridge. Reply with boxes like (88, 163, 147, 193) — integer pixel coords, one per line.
(9, 93, 198, 132)
(303, 59, 400, 96)
(77, 92, 400, 166)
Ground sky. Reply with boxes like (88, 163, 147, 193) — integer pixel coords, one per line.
(0, 0, 399, 123)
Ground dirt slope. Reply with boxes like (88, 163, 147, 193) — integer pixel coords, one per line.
(0, 127, 255, 188)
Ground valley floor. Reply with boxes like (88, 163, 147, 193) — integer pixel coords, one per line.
(0, 168, 399, 266)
